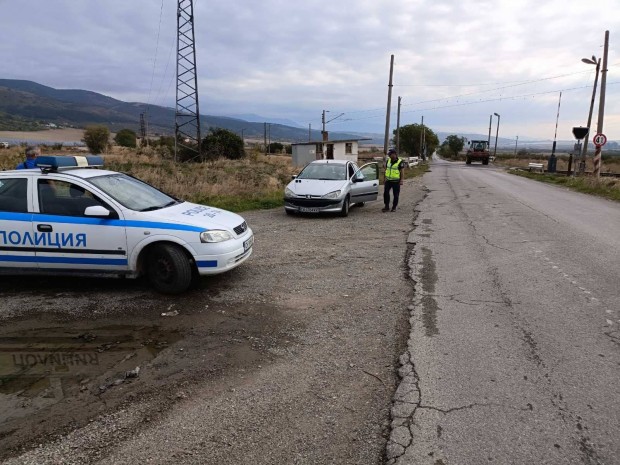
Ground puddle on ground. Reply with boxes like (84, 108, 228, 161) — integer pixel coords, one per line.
(0, 325, 180, 424)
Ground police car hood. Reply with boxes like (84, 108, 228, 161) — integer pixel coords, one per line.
(286, 179, 348, 197)
(137, 202, 247, 231)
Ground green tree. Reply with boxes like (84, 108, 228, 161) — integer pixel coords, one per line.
(201, 128, 245, 161)
(114, 129, 137, 148)
(441, 135, 465, 158)
(82, 125, 110, 154)
(393, 124, 439, 158)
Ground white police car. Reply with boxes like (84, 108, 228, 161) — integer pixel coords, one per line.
(0, 156, 254, 294)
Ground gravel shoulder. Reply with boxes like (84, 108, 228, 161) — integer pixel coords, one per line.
(1, 177, 425, 464)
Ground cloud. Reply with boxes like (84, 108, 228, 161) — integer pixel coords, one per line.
(1, 0, 619, 139)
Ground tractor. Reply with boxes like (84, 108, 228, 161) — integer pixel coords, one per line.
(466, 140, 490, 165)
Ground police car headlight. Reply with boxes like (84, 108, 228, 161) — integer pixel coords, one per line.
(200, 230, 233, 243)
(285, 187, 296, 197)
(322, 190, 341, 199)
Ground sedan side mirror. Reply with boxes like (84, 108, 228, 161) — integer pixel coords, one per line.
(291, 175, 297, 180)
(84, 205, 111, 217)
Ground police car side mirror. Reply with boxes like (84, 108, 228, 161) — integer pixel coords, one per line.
(84, 205, 111, 217)
(291, 175, 297, 180)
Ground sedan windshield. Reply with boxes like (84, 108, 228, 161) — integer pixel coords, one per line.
(297, 164, 347, 181)
(88, 173, 180, 211)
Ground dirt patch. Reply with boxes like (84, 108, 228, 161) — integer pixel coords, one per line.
(0, 178, 426, 464)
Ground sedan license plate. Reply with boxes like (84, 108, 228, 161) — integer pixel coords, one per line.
(300, 207, 319, 213)
(243, 235, 254, 251)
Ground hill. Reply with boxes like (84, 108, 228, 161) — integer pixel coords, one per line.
(0, 79, 363, 143)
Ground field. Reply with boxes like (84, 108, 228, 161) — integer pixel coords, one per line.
(0, 145, 428, 212)
(490, 153, 620, 202)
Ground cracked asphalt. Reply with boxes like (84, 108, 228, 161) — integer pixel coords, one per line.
(387, 159, 620, 464)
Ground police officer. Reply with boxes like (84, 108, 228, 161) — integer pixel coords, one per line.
(16, 146, 40, 169)
(382, 148, 404, 212)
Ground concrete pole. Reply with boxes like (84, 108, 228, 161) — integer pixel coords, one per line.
(487, 114, 492, 148)
(593, 31, 609, 178)
(419, 116, 424, 158)
(514, 135, 518, 155)
(396, 96, 401, 155)
(580, 59, 600, 173)
(383, 55, 394, 155)
(493, 113, 500, 158)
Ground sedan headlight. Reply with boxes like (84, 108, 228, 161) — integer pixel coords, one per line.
(200, 230, 233, 243)
(285, 187, 296, 197)
(321, 190, 341, 199)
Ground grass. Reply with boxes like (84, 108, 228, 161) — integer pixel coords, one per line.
(2, 146, 431, 213)
(511, 170, 620, 202)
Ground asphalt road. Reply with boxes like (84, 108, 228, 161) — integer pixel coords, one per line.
(387, 159, 620, 464)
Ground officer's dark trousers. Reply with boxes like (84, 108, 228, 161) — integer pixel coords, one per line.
(383, 181, 401, 209)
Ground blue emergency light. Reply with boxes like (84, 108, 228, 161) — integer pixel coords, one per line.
(36, 155, 104, 170)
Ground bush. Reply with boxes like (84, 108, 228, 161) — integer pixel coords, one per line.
(201, 128, 245, 161)
(82, 125, 110, 154)
(114, 129, 137, 148)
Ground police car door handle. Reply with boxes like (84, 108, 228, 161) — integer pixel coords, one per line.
(37, 224, 53, 232)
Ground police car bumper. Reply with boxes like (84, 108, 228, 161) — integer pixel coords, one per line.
(190, 230, 254, 275)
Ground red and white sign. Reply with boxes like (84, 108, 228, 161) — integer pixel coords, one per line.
(593, 133, 607, 147)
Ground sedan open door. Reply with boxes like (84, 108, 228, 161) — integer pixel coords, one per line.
(349, 162, 379, 204)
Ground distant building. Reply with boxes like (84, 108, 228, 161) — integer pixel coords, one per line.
(291, 139, 366, 167)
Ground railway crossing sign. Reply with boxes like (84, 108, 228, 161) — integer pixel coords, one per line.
(593, 133, 607, 147)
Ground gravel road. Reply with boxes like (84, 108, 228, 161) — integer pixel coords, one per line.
(1, 177, 425, 464)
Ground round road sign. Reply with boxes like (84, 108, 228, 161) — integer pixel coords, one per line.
(593, 133, 607, 147)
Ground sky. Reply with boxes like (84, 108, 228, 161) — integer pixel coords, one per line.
(1, 0, 619, 143)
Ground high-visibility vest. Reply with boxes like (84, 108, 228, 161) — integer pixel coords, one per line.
(385, 158, 402, 181)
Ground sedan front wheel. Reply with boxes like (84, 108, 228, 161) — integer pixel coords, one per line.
(340, 197, 350, 217)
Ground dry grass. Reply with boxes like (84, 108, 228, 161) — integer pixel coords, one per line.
(1, 146, 298, 211)
(494, 155, 620, 174)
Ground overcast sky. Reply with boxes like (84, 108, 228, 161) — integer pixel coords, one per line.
(1, 0, 619, 142)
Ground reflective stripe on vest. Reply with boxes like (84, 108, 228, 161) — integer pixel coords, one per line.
(385, 158, 402, 181)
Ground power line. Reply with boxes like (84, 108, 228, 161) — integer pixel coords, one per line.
(328, 81, 620, 124)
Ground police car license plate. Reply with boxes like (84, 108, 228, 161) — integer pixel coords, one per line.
(300, 207, 319, 213)
(243, 235, 254, 251)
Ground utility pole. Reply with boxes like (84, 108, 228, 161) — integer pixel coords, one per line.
(580, 57, 601, 174)
(487, 115, 492, 148)
(514, 135, 518, 155)
(175, 0, 201, 161)
(593, 30, 609, 178)
(264, 122, 267, 154)
(551, 92, 562, 158)
(396, 96, 401, 155)
(308, 124, 311, 142)
(493, 113, 501, 158)
(383, 54, 394, 155)
(267, 123, 271, 153)
(419, 116, 424, 159)
(140, 112, 147, 146)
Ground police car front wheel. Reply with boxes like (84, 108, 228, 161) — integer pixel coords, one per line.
(147, 243, 193, 294)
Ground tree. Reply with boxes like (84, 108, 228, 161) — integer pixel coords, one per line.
(201, 128, 245, 161)
(393, 124, 439, 158)
(82, 125, 110, 154)
(114, 129, 137, 148)
(441, 135, 465, 158)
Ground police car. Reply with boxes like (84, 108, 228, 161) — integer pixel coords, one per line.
(0, 156, 254, 294)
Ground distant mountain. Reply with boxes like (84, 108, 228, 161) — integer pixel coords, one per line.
(226, 113, 305, 128)
(0, 79, 362, 143)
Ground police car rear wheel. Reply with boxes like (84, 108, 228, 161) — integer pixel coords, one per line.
(147, 244, 192, 294)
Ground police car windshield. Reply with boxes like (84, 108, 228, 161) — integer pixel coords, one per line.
(88, 173, 180, 211)
(297, 164, 347, 181)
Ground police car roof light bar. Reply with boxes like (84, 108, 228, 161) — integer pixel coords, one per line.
(36, 156, 104, 171)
